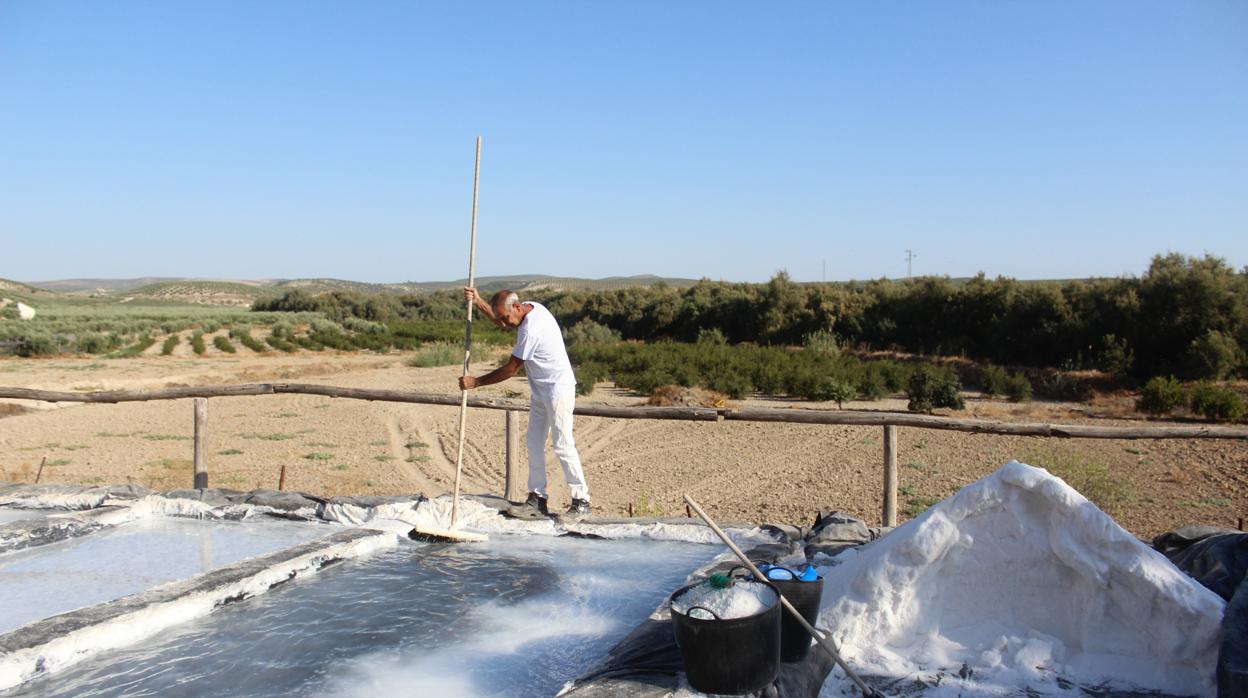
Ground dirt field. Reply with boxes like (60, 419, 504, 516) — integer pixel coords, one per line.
(0, 351, 1244, 538)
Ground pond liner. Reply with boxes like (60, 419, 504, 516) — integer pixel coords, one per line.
(1153, 525, 1248, 698)
(0, 505, 136, 553)
(560, 541, 837, 698)
(0, 527, 396, 691)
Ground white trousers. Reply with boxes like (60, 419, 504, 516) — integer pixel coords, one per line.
(527, 387, 590, 501)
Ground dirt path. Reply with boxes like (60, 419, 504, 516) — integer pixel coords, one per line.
(0, 353, 1244, 537)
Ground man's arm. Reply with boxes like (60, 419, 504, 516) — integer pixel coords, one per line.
(464, 287, 506, 328)
(460, 354, 523, 390)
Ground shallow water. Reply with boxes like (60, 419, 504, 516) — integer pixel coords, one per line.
(0, 516, 334, 633)
(9, 535, 714, 697)
(0, 508, 51, 525)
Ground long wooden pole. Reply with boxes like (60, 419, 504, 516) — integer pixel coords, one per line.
(450, 136, 482, 531)
(682, 495, 881, 697)
(193, 398, 208, 489)
(5, 384, 1247, 440)
(882, 425, 897, 527)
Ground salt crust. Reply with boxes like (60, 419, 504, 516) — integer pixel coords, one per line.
(816, 460, 1226, 697)
(672, 580, 778, 620)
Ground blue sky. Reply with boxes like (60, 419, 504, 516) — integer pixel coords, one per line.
(2, 1, 1245, 283)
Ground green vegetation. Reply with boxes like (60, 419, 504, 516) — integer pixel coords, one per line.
(190, 332, 206, 355)
(161, 334, 180, 355)
(229, 325, 268, 353)
(212, 335, 236, 353)
(569, 339, 916, 401)
(111, 334, 156, 358)
(1025, 447, 1134, 515)
(1137, 376, 1187, 416)
(632, 491, 665, 517)
(981, 364, 1008, 397)
(304, 452, 333, 461)
(406, 342, 463, 367)
(239, 432, 295, 440)
(143, 434, 191, 441)
(1189, 383, 1246, 422)
(219, 448, 243, 455)
(906, 366, 965, 413)
(1004, 372, 1033, 402)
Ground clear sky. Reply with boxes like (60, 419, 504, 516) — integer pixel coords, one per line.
(2, 1, 1245, 284)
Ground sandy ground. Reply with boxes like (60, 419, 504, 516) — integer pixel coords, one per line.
(0, 351, 1244, 538)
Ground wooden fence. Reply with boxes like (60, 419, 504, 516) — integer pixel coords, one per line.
(3, 383, 1247, 526)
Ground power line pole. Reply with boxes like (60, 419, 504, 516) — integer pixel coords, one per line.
(905, 249, 917, 278)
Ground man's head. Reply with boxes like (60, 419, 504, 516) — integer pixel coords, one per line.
(490, 290, 524, 328)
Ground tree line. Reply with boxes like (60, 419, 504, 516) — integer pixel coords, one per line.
(255, 252, 1247, 382)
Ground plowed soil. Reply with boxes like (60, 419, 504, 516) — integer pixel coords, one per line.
(1, 352, 1244, 538)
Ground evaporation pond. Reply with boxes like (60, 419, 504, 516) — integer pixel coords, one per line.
(0, 509, 52, 525)
(0, 516, 334, 633)
(10, 535, 717, 698)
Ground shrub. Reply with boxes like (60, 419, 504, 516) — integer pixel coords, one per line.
(161, 334, 179, 355)
(266, 335, 299, 353)
(1189, 383, 1246, 422)
(76, 333, 111, 354)
(1186, 330, 1242, 381)
(565, 319, 622, 346)
(212, 336, 236, 353)
(696, 327, 728, 346)
(981, 364, 1008, 397)
(270, 321, 294, 339)
(857, 367, 887, 401)
(907, 366, 965, 413)
(407, 342, 462, 368)
(1097, 334, 1135, 380)
(343, 317, 387, 335)
(1136, 376, 1186, 415)
(802, 330, 840, 356)
(15, 333, 57, 357)
(820, 378, 857, 408)
(190, 332, 206, 355)
(574, 361, 608, 396)
(1004, 372, 1033, 402)
(229, 326, 267, 353)
(113, 335, 156, 358)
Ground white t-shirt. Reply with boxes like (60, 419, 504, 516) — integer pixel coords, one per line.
(513, 302, 576, 397)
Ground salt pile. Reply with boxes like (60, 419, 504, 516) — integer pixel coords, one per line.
(672, 579, 778, 620)
(817, 460, 1226, 697)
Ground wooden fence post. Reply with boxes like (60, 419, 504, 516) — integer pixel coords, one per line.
(882, 424, 898, 527)
(193, 398, 208, 489)
(504, 410, 524, 502)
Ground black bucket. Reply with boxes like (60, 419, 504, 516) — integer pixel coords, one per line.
(769, 575, 825, 662)
(730, 565, 825, 663)
(669, 581, 781, 695)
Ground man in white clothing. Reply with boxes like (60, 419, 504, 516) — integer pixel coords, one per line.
(459, 287, 591, 517)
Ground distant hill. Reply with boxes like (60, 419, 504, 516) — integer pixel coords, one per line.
(22, 274, 703, 306)
(28, 277, 181, 293)
(0, 278, 43, 296)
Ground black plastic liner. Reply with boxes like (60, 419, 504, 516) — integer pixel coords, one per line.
(1154, 525, 1248, 698)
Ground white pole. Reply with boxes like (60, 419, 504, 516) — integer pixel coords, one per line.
(451, 137, 482, 530)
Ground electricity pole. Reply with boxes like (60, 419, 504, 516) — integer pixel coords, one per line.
(905, 249, 916, 278)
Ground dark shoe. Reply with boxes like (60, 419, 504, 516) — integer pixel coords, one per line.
(506, 492, 549, 519)
(566, 498, 592, 517)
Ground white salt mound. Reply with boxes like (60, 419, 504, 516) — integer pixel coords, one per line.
(817, 460, 1226, 697)
(673, 580, 778, 620)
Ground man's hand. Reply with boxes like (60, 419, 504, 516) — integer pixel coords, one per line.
(459, 375, 479, 390)
(463, 286, 479, 304)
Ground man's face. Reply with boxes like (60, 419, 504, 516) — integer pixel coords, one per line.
(493, 300, 522, 329)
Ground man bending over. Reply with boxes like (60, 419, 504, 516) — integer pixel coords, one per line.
(459, 287, 591, 518)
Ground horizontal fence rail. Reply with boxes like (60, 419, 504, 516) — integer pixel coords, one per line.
(2, 383, 1247, 440)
